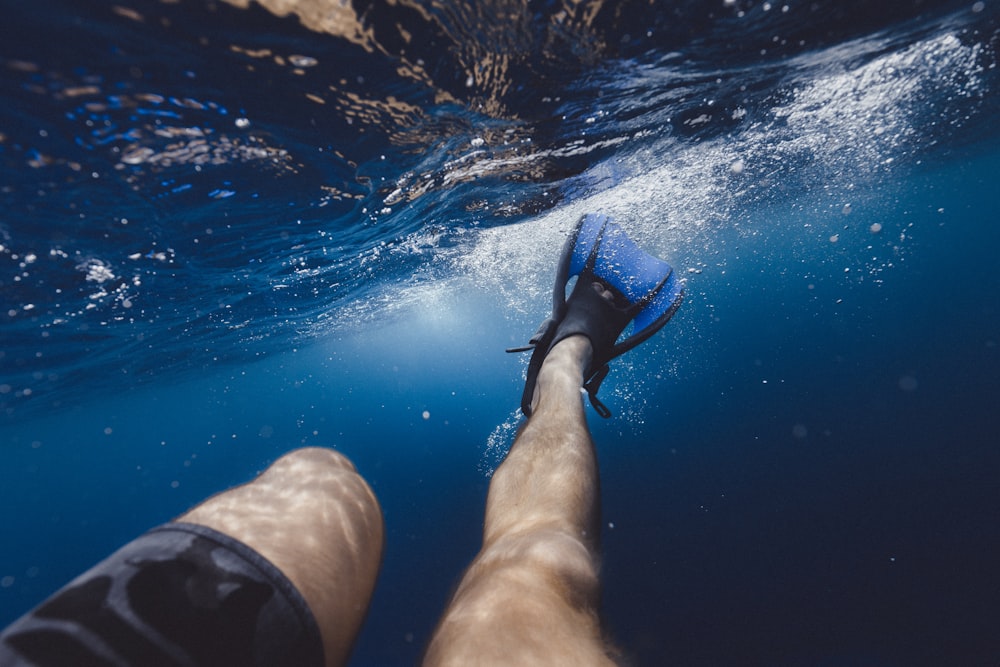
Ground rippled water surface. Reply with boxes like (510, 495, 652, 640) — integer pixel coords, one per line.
(2, 0, 999, 664)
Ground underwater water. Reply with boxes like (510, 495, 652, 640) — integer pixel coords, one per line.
(2, 0, 999, 664)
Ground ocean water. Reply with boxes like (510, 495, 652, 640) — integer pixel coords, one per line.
(1, 0, 999, 664)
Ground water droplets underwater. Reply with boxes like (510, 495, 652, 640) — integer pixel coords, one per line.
(0, 0, 997, 418)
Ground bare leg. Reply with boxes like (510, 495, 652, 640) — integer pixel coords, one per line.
(424, 335, 617, 666)
(178, 447, 383, 667)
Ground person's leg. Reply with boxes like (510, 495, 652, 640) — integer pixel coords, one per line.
(0, 447, 382, 667)
(179, 447, 384, 667)
(424, 333, 617, 666)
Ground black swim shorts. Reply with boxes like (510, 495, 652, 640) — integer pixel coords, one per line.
(0, 522, 324, 666)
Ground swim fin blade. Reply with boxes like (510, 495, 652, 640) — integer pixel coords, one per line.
(509, 213, 684, 417)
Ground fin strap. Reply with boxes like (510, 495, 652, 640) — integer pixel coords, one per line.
(583, 364, 612, 418)
(507, 342, 616, 419)
(506, 318, 559, 417)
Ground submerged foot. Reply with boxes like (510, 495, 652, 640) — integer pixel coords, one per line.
(509, 213, 684, 418)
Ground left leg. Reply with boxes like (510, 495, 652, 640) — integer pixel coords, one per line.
(179, 447, 384, 667)
(0, 447, 383, 667)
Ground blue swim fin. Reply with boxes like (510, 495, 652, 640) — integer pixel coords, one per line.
(508, 213, 684, 418)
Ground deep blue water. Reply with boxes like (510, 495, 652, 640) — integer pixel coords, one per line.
(2, 0, 999, 665)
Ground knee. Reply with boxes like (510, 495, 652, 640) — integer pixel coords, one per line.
(525, 530, 601, 603)
(481, 529, 601, 606)
(262, 447, 380, 515)
(272, 446, 358, 474)
(275, 447, 355, 472)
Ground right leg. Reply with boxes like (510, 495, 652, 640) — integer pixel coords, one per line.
(424, 335, 617, 666)
(425, 214, 681, 665)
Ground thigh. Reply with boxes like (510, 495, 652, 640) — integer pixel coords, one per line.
(0, 523, 324, 667)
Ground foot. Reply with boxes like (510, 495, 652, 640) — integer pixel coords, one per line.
(508, 213, 683, 418)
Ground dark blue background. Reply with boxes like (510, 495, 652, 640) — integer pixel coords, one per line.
(2, 1, 999, 665)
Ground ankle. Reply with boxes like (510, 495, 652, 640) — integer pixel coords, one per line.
(529, 336, 592, 413)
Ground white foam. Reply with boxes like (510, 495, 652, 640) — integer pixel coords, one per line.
(79, 259, 116, 284)
(455, 29, 985, 305)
